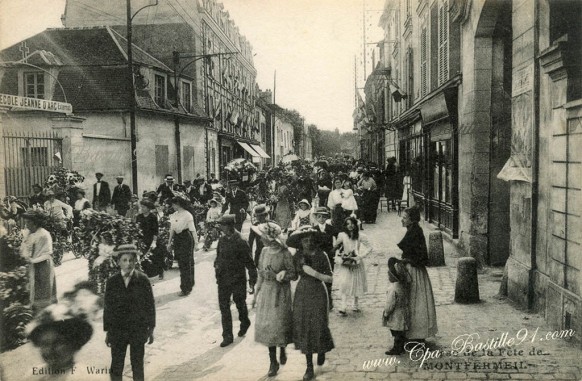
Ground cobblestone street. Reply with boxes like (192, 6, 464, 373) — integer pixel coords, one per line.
(1, 210, 580, 381)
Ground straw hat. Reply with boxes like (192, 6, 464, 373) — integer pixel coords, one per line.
(250, 222, 285, 247)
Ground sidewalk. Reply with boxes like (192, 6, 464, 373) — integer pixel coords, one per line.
(1, 211, 581, 381)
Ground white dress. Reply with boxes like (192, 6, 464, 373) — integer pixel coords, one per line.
(334, 232, 370, 297)
(340, 189, 358, 212)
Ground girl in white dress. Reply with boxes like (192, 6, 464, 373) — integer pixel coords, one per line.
(340, 180, 358, 216)
(333, 216, 370, 315)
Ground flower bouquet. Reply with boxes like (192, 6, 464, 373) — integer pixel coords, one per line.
(340, 250, 358, 267)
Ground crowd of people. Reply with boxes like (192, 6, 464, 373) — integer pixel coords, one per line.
(1, 156, 437, 381)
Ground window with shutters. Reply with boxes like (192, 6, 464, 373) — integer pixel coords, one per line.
(155, 145, 169, 177)
(438, 0, 449, 85)
(420, 27, 428, 97)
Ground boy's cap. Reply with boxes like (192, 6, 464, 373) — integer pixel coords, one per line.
(114, 244, 139, 258)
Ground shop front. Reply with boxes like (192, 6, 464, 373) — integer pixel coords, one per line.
(398, 86, 459, 237)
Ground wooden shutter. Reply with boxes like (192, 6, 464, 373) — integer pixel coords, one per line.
(421, 27, 428, 97)
(438, 0, 449, 85)
(155, 145, 169, 177)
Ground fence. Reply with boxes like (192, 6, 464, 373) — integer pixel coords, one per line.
(3, 130, 63, 201)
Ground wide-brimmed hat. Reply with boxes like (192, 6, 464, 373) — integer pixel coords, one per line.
(219, 214, 236, 225)
(27, 283, 99, 350)
(286, 226, 319, 249)
(312, 207, 330, 217)
(253, 204, 270, 216)
(171, 195, 191, 209)
(209, 197, 222, 207)
(139, 199, 156, 209)
(228, 179, 240, 185)
(297, 199, 311, 209)
(165, 175, 174, 182)
(22, 210, 46, 225)
(113, 244, 140, 258)
(116, 175, 124, 179)
(95, 172, 104, 177)
(388, 257, 411, 283)
(251, 222, 285, 247)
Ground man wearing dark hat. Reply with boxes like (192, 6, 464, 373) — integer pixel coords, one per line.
(215, 214, 257, 347)
(156, 174, 177, 205)
(222, 180, 249, 232)
(29, 184, 45, 207)
(93, 172, 111, 212)
(111, 176, 132, 216)
(104, 244, 155, 381)
(247, 204, 271, 266)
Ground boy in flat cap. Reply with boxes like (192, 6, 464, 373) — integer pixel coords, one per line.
(215, 214, 257, 347)
(104, 244, 155, 381)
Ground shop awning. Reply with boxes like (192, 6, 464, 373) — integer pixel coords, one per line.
(249, 144, 270, 159)
(237, 141, 260, 157)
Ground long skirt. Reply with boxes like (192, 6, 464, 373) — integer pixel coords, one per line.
(335, 260, 368, 297)
(31, 259, 57, 311)
(293, 277, 334, 354)
(174, 230, 195, 293)
(255, 279, 293, 346)
(405, 264, 438, 339)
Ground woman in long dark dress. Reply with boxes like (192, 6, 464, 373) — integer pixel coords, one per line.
(398, 206, 438, 342)
(136, 200, 162, 279)
(167, 196, 197, 296)
(287, 227, 334, 381)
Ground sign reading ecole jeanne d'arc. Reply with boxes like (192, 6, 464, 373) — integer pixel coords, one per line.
(0, 93, 73, 115)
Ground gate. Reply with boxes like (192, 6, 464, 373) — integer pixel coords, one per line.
(3, 130, 63, 200)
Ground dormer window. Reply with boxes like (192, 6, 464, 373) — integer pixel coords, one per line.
(24, 72, 45, 99)
(181, 81, 191, 113)
(154, 74, 166, 106)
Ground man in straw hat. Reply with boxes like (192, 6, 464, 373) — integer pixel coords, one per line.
(215, 214, 257, 347)
(248, 204, 271, 266)
(104, 244, 155, 381)
(156, 174, 177, 205)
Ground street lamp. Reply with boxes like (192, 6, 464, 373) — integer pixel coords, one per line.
(171, 51, 238, 181)
(126, 0, 158, 194)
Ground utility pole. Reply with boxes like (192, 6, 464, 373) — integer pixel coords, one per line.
(126, 0, 158, 194)
(127, 0, 138, 193)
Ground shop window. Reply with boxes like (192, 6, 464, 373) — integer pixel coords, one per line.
(24, 72, 44, 99)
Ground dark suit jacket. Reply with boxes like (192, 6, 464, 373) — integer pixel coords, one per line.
(111, 184, 132, 212)
(222, 189, 249, 215)
(103, 270, 155, 334)
(156, 183, 177, 204)
(93, 181, 111, 208)
(191, 183, 213, 204)
(215, 231, 257, 286)
(314, 222, 339, 257)
(29, 193, 45, 207)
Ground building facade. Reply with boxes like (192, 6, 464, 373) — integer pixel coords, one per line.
(375, 0, 582, 340)
(0, 27, 209, 200)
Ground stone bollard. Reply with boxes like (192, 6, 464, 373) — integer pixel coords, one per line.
(427, 232, 446, 266)
(454, 257, 480, 303)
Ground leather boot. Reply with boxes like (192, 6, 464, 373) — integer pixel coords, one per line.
(268, 347, 279, 377)
(303, 365, 315, 381)
(279, 347, 287, 365)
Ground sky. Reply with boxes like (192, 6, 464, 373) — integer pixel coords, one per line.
(0, 0, 385, 132)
